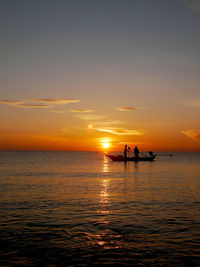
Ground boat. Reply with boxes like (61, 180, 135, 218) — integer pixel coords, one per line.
(105, 153, 156, 162)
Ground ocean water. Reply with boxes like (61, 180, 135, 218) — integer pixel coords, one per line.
(0, 151, 200, 266)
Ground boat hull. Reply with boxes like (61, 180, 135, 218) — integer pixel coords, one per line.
(105, 154, 156, 162)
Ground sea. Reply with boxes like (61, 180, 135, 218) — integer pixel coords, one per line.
(0, 151, 200, 266)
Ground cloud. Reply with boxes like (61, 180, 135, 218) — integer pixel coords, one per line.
(0, 100, 50, 108)
(116, 106, 149, 111)
(97, 120, 122, 126)
(33, 98, 80, 104)
(0, 98, 80, 109)
(76, 111, 143, 136)
(70, 109, 93, 113)
(76, 114, 107, 121)
(180, 0, 200, 15)
(18, 103, 52, 108)
(95, 126, 144, 136)
(0, 99, 24, 106)
(117, 106, 136, 111)
(181, 130, 200, 141)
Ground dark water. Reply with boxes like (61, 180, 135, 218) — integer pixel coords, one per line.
(0, 151, 200, 266)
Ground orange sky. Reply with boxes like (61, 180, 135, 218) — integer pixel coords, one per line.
(0, 1, 200, 152)
(0, 100, 199, 152)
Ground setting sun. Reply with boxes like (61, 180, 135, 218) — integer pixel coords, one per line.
(102, 142, 110, 149)
(1, 1, 200, 266)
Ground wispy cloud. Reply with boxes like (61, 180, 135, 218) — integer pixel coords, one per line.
(181, 130, 200, 141)
(19, 103, 52, 108)
(116, 106, 149, 111)
(76, 111, 143, 136)
(0, 100, 50, 108)
(33, 98, 80, 104)
(97, 120, 122, 126)
(180, 0, 200, 15)
(70, 109, 93, 113)
(76, 114, 107, 121)
(117, 106, 136, 111)
(0, 99, 24, 106)
(95, 126, 144, 136)
(0, 98, 80, 109)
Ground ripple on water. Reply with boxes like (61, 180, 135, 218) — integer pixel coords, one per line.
(1, 152, 200, 266)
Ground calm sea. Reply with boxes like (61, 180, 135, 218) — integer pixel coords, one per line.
(0, 151, 200, 266)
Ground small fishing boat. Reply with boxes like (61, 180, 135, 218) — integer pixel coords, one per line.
(105, 153, 156, 162)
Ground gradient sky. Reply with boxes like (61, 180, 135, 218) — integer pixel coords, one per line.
(0, 0, 200, 151)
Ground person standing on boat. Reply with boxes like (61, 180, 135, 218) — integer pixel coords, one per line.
(134, 145, 139, 159)
(124, 145, 128, 159)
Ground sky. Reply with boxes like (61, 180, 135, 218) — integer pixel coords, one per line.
(0, 0, 200, 151)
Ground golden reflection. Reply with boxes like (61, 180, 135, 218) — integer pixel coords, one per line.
(102, 155, 109, 173)
(88, 231, 122, 250)
(99, 179, 110, 221)
(93, 179, 110, 238)
(88, 178, 122, 249)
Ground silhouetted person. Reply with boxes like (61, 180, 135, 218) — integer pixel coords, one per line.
(134, 146, 139, 159)
(124, 145, 128, 159)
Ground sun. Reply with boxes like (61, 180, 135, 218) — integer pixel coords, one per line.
(102, 142, 110, 149)
(99, 138, 112, 150)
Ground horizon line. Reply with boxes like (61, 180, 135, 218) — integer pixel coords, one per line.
(0, 150, 200, 153)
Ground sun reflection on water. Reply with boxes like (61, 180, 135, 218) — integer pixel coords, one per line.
(102, 155, 109, 173)
(88, 178, 122, 250)
(98, 178, 110, 224)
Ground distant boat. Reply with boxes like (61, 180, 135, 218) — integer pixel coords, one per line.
(105, 153, 156, 162)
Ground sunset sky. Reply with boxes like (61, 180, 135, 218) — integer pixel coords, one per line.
(0, 0, 200, 151)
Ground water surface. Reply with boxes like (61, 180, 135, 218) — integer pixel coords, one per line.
(0, 151, 200, 266)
